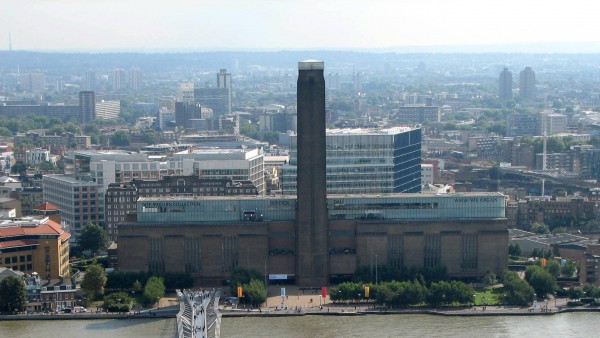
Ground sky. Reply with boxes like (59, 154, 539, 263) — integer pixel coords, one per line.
(2, 0, 600, 52)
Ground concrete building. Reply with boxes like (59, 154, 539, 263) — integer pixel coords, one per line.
(112, 68, 126, 92)
(84, 71, 96, 91)
(394, 105, 441, 124)
(129, 68, 142, 90)
(499, 67, 512, 100)
(421, 163, 434, 185)
(194, 87, 231, 117)
(79, 91, 96, 123)
(170, 148, 265, 196)
(175, 102, 202, 128)
(95, 100, 120, 120)
(0, 217, 70, 279)
(507, 114, 540, 137)
(519, 67, 536, 100)
(281, 127, 422, 195)
(20, 73, 46, 92)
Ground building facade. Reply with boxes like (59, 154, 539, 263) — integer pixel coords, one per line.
(118, 193, 508, 285)
(0, 217, 70, 279)
(281, 127, 422, 195)
(499, 67, 512, 100)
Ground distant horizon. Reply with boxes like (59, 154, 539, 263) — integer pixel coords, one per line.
(5, 40, 600, 54)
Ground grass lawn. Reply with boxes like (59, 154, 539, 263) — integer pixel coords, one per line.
(473, 286, 503, 305)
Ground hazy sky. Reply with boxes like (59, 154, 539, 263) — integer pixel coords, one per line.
(2, 0, 600, 51)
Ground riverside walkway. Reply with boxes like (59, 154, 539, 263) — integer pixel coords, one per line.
(176, 289, 221, 338)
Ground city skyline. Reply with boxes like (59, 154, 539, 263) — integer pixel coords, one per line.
(2, 0, 600, 52)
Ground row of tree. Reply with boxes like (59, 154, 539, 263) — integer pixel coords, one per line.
(329, 280, 475, 307)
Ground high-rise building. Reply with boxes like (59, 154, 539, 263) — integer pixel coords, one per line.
(129, 68, 142, 91)
(84, 71, 96, 91)
(295, 60, 328, 286)
(112, 68, 126, 92)
(79, 91, 96, 123)
(20, 73, 46, 92)
(95, 100, 120, 120)
(499, 67, 512, 100)
(519, 66, 536, 100)
(282, 127, 422, 195)
(175, 102, 202, 128)
(217, 69, 231, 89)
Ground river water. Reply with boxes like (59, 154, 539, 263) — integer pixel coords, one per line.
(0, 313, 597, 337)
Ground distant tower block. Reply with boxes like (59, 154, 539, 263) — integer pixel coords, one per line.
(295, 60, 329, 286)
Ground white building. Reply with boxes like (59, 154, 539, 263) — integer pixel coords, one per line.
(96, 100, 120, 120)
(170, 148, 265, 195)
(421, 163, 434, 185)
(26, 148, 55, 165)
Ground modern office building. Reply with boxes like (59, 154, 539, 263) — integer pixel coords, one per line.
(281, 127, 422, 195)
(0, 216, 70, 279)
(42, 175, 102, 239)
(499, 67, 512, 100)
(79, 91, 96, 123)
(194, 87, 231, 116)
(175, 102, 202, 128)
(519, 67, 536, 100)
(170, 148, 265, 196)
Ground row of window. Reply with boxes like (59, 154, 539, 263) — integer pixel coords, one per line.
(2, 255, 33, 264)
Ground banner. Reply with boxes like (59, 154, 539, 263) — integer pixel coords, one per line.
(237, 286, 243, 298)
(281, 287, 286, 297)
(364, 286, 370, 298)
(321, 287, 327, 299)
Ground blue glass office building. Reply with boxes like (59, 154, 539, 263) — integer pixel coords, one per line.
(282, 127, 422, 195)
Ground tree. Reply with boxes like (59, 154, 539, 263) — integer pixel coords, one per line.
(78, 222, 109, 256)
(82, 264, 107, 299)
(0, 276, 27, 313)
(10, 161, 27, 174)
(110, 130, 131, 146)
(229, 267, 263, 295)
(525, 266, 557, 298)
(133, 280, 143, 293)
(508, 243, 522, 257)
(544, 260, 561, 279)
(482, 270, 496, 286)
(242, 279, 267, 307)
(561, 260, 577, 277)
(502, 270, 535, 306)
(530, 222, 549, 234)
(103, 292, 133, 312)
(143, 276, 165, 307)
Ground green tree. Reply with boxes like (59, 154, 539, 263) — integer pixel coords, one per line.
(36, 161, 58, 173)
(133, 280, 143, 293)
(502, 270, 535, 306)
(78, 222, 109, 256)
(229, 267, 263, 295)
(143, 276, 165, 307)
(110, 130, 131, 146)
(508, 243, 522, 257)
(482, 270, 496, 286)
(0, 127, 12, 136)
(10, 161, 27, 174)
(525, 266, 557, 298)
(242, 279, 267, 307)
(561, 260, 577, 277)
(530, 222, 550, 234)
(82, 264, 107, 299)
(0, 276, 27, 313)
(544, 260, 561, 279)
(103, 292, 133, 312)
